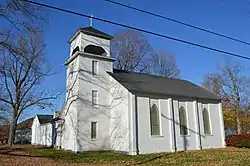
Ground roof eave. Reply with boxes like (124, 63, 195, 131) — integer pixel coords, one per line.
(129, 90, 221, 101)
(68, 29, 81, 44)
(68, 28, 113, 44)
(79, 28, 113, 40)
(64, 51, 116, 66)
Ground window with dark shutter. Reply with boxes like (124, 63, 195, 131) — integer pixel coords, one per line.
(179, 106, 188, 135)
(203, 108, 211, 135)
(150, 104, 160, 136)
(91, 122, 97, 139)
(92, 60, 98, 75)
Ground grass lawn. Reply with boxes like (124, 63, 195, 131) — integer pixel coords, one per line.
(1, 145, 250, 165)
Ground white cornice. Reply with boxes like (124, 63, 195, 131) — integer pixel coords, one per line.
(64, 51, 116, 66)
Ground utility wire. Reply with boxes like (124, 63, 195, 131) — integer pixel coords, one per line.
(25, 0, 250, 60)
(105, 0, 250, 46)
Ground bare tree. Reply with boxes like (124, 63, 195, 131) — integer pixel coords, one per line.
(202, 73, 222, 97)
(0, 0, 49, 145)
(150, 51, 180, 78)
(111, 29, 153, 72)
(0, 28, 59, 145)
(220, 64, 250, 134)
(202, 62, 250, 134)
(1, 0, 44, 54)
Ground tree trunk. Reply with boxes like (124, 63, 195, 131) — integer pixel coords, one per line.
(236, 111, 242, 134)
(8, 113, 17, 145)
(236, 97, 242, 135)
(8, 123, 17, 145)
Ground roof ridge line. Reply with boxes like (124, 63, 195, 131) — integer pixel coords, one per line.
(112, 68, 187, 82)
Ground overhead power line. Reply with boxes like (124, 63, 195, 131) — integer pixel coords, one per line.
(25, 0, 250, 60)
(105, 0, 250, 46)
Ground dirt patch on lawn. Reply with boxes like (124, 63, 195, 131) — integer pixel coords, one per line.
(0, 145, 97, 166)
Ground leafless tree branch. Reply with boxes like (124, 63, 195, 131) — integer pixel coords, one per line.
(111, 29, 153, 72)
(149, 51, 180, 78)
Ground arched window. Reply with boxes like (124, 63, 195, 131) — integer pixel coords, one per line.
(84, 45, 106, 56)
(150, 104, 160, 136)
(202, 108, 211, 135)
(179, 106, 188, 135)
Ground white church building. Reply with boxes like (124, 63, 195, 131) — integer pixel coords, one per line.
(31, 27, 225, 155)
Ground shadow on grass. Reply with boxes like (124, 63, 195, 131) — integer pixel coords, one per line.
(26, 148, 174, 164)
(128, 151, 185, 165)
(0, 145, 52, 158)
(2, 146, 249, 165)
(130, 153, 171, 165)
(0, 145, 186, 165)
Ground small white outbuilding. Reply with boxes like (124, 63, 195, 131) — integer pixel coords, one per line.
(31, 115, 54, 146)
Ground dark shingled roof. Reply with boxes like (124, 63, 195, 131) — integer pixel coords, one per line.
(79, 27, 113, 40)
(17, 117, 34, 130)
(108, 69, 220, 100)
(37, 115, 53, 124)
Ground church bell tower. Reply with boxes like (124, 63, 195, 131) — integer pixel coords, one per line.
(64, 26, 115, 152)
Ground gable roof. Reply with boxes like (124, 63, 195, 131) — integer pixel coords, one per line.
(69, 27, 113, 43)
(108, 69, 220, 101)
(79, 27, 113, 40)
(17, 117, 34, 130)
(37, 115, 53, 124)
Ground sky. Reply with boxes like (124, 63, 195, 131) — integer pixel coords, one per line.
(17, 0, 250, 119)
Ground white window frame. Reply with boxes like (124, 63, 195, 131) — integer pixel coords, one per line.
(90, 121, 98, 140)
(203, 104, 212, 135)
(185, 102, 190, 135)
(158, 100, 163, 136)
(92, 60, 98, 76)
(92, 90, 98, 107)
(149, 99, 162, 137)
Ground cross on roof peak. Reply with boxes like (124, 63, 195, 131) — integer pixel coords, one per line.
(90, 14, 93, 27)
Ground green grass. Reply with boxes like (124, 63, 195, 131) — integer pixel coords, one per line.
(29, 147, 250, 165)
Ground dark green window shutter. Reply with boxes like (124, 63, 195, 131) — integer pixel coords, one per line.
(150, 104, 160, 135)
(179, 106, 188, 135)
(203, 108, 211, 135)
(91, 122, 97, 139)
